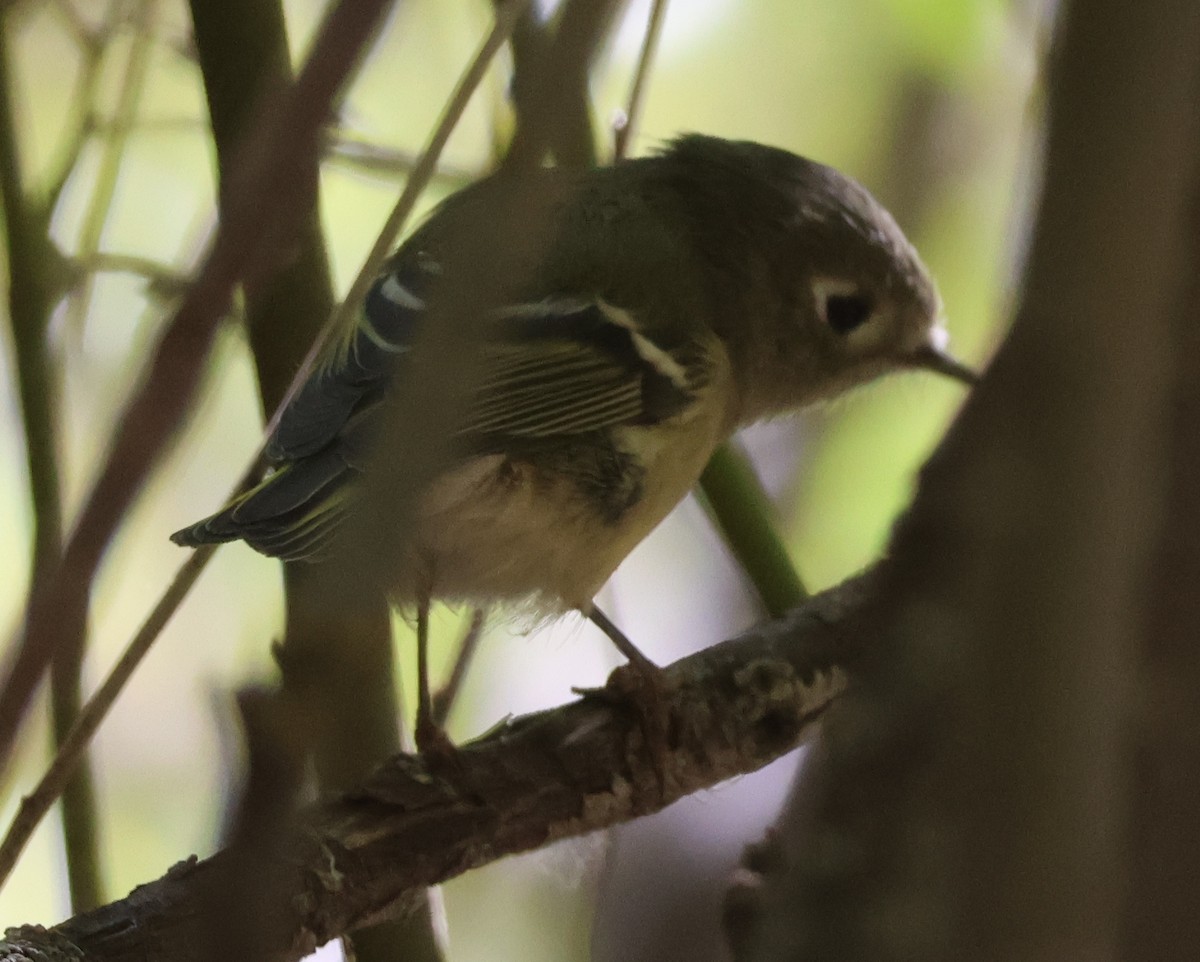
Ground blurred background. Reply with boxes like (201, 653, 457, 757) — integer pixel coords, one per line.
(0, 0, 1036, 958)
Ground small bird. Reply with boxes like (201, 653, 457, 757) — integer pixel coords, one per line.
(173, 134, 974, 751)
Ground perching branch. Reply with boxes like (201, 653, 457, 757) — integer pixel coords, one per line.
(0, 575, 862, 962)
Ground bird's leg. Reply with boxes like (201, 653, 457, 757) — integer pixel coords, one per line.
(585, 604, 672, 790)
(414, 592, 455, 759)
(588, 605, 661, 678)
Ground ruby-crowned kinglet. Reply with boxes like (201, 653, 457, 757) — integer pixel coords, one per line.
(173, 134, 974, 747)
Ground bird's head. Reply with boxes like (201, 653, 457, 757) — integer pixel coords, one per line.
(787, 159, 975, 400)
(663, 136, 976, 419)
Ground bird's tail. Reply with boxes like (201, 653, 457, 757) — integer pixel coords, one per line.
(169, 449, 354, 562)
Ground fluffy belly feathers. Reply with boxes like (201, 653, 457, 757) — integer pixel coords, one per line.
(403, 353, 733, 612)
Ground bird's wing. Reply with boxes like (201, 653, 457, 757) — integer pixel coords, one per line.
(270, 250, 706, 464)
(463, 298, 703, 439)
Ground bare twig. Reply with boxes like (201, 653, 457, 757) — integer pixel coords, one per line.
(80, 250, 190, 297)
(612, 0, 668, 159)
(324, 131, 476, 187)
(1, 578, 862, 962)
(430, 608, 488, 728)
(503, 0, 627, 170)
(41, 0, 116, 211)
(62, 0, 158, 335)
(36, 1, 172, 907)
(0, 546, 216, 891)
(47, 0, 105, 49)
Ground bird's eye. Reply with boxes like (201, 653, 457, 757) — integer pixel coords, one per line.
(824, 293, 874, 335)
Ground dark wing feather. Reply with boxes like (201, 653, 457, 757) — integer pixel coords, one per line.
(265, 253, 439, 461)
(171, 447, 353, 560)
(462, 300, 700, 443)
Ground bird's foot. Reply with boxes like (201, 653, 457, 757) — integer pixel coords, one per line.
(576, 654, 674, 799)
(414, 715, 462, 774)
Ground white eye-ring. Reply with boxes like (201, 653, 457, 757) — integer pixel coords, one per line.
(813, 278, 875, 336)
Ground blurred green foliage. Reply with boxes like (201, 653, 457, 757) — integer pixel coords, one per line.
(0, 0, 1032, 955)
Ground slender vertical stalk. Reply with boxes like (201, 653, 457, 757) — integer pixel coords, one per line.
(612, 0, 668, 159)
(699, 445, 808, 617)
(0, 7, 103, 910)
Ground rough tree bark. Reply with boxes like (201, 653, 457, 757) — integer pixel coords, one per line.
(729, 0, 1200, 959)
(0, 580, 856, 962)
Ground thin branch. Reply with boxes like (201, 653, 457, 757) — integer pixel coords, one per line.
(80, 250, 190, 297)
(612, 0, 667, 159)
(430, 608, 487, 728)
(0, 547, 215, 891)
(41, 0, 114, 212)
(503, 0, 627, 170)
(47, 0, 105, 49)
(324, 130, 475, 187)
(35, 0, 162, 909)
(1, 577, 862, 962)
(62, 0, 157, 335)
(0, 0, 397, 792)
(0, 6, 61, 688)
(0, 11, 62, 616)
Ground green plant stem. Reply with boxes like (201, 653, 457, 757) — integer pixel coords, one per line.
(699, 443, 809, 617)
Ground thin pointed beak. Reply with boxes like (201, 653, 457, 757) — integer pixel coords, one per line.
(909, 344, 979, 387)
